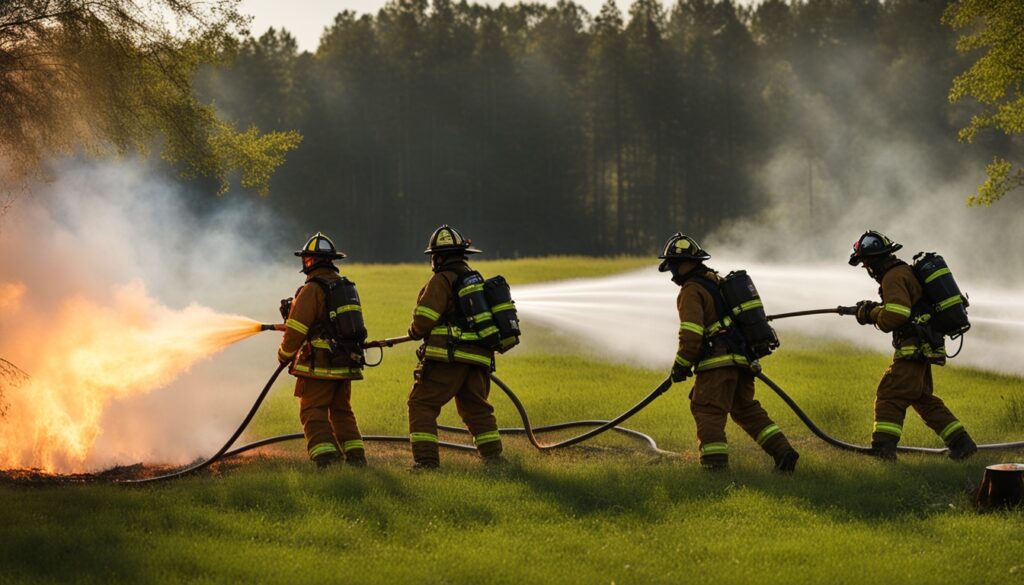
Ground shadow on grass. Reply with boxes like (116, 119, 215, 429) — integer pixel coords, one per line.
(0, 446, 1015, 583)
(497, 449, 993, 523)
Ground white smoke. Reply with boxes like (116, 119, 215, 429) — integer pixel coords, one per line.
(0, 160, 297, 470)
(718, 145, 1024, 284)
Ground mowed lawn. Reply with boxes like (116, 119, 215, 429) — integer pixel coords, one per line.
(2, 257, 1023, 585)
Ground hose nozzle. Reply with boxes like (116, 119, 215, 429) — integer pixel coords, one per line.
(767, 306, 859, 321)
(363, 335, 414, 349)
(260, 323, 286, 332)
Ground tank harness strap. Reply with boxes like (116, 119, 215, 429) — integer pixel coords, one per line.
(892, 265, 944, 362)
(436, 267, 467, 364)
(690, 275, 731, 338)
(307, 276, 338, 371)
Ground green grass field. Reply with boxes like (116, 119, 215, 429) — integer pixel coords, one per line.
(2, 257, 1023, 585)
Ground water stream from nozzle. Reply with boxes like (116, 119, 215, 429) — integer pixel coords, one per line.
(513, 260, 1024, 376)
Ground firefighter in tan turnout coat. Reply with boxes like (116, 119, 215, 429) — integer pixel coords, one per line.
(848, 230, 977, 461)
(660, 233, 799, 472)
(278, 233, 366, 469)
(406, 225, 504, 470)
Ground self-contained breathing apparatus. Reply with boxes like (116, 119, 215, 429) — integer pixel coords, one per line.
(892, 253, 970, 364)
(303, 276, 368, 371)
(911, 252, 970, 337)
(449, 270, 522, 355)
(691, 270, 780, 367)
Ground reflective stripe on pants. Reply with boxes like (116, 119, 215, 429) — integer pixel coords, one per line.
(408, 360, 501, 464)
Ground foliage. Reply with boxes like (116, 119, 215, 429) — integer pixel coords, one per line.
(944, 0, 1024, 205)
(203, 0, 1003, 261)
(0, 0, 300, 195)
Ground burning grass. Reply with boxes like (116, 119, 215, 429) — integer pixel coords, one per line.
(0, 452, 292, 487)
(0, 357, 29, 419)
(0, 281, 265, 472)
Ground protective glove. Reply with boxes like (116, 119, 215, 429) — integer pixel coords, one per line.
(279, 297, 294, 322)
(856, 300, 880, 325)
(671, 363, 692, 383)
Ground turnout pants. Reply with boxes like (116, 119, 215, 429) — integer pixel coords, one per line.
(408, 360, 502, 465)
(689, 366, 793, 465)
(872, 359, 965, 446)
(295, 377, 365, 461)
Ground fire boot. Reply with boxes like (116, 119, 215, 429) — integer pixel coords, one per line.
(482, 454, 508, 467)
(345, 449, 368, 468)
(947, 431, 978, 461)
(411, 440, 441, 471)
(700, 454, 729, 471)
(870, 438, 898, 461)
(773, 449, 800, 473)
(476, 433, 504, 466)
(314, 452, 342, 470)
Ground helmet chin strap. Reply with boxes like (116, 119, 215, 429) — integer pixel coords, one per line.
(670, 262, 704, 285)
(864, 255, 897, 282)
(432, 252, 467, 272)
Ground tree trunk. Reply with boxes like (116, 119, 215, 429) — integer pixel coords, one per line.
(976, 463, 1024, 511)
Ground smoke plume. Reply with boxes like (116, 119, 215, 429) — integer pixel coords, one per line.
(0, 160, 294, 472)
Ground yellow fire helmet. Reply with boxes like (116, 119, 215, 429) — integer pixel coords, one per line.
(424, 224, 482, 255)
(294, 232, 347, 259)
(657, 232, 710, 272)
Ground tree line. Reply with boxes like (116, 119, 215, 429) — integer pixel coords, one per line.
(199, 0, 1014, 261)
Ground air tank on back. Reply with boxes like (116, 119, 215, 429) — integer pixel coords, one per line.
(912, 252, 970, 337)
(329, 277, 368, 344)
(719, 270, 780, 360)
(485, 276, 521, 352)
(456, 271, 502, 350)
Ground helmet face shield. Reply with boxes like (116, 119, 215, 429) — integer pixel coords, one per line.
(849, 230, 901, 266)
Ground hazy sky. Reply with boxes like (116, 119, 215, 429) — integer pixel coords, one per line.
(240, 0, 760, 52)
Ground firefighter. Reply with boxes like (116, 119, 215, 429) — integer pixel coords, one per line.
(278, 232, 366, 469)
(406, 225, 504, 470)
(848, 230, 977, 461)
(660, 233, 799, 471)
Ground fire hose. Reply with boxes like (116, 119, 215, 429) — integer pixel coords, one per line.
(124, 313, 1024, 484)
(123, 336, 673, 484)
(755, 369, 1024, 454)
(763, 307, 1024, 453)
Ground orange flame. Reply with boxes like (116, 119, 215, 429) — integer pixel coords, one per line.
(0, 280, 262, 472)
